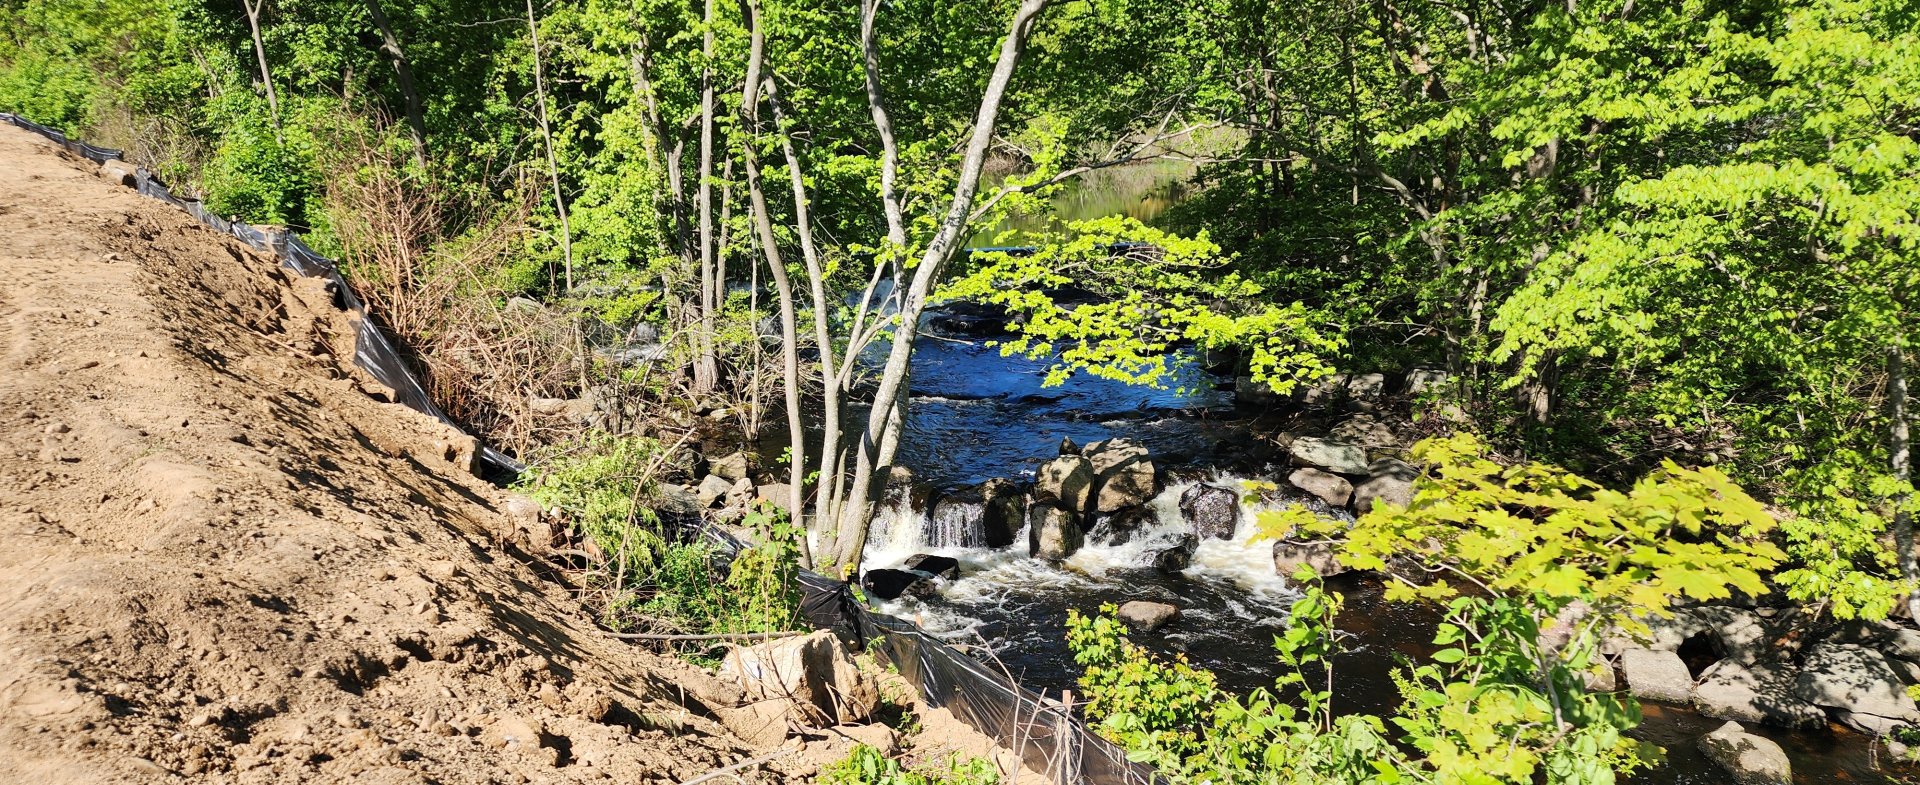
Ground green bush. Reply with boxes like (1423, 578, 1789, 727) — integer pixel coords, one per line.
(821, 744, 1000, 785)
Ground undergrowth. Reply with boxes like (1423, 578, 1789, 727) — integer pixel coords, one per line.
(821, 744, 1000, 785)
(515, 434, 801, 642)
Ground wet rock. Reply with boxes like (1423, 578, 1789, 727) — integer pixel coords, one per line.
(902, 554, 960, 581)
(1028, 503, 1083, 561)
(1793, 643, 1920, 722)
(1692, 660, 1826, 729)
(1088, 505, 1159, 546)
(1272, 539, 1347, 579)
(1084, 438, 1159, 513)
(1151, 535, 1198, 574)
(1117, 601, 1180, 632)
(1286, 468, 1352, 507)
(861, 569, 938, 601)
(979, 478, 1026, 548)
(1621, 648, 1694, 703)
(1180, 483, 1239, 540)
(1288, 437, 1369, 476)
(1059, 436, 1081, 456)
(1698, 721, 1791, 785)
(709, 451, 753, 481)
(696, 474, 733, 507)
(1033, 455, 1094, 515)
(1352, 458, 1418, 514)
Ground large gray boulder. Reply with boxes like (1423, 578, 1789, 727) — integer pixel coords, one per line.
(1033, 455, 1094, 515)
(1329, 415, 1401, 450)
(1273, 539, 1348, 580)
(1698, 721, 1791, 785)
(1288, 437, 1369, 476)
(1084, 438, 1159, 513)
(1404, 368, 1449, 396)
(1287, 468, 1353, 507)
(1179, 483, 1239, 540)
(1826, 620, 1920, 665)
(1345, 373, 1387, 409)
(1117, 601, 1180, 632)
(1621, 648, 1694, 703)
(1692, 660, 1827, 729)
(1793, 643, 1920, 723)
(709, 450, 754, 481)
(696, 473, 734, 507)
(1293, 374, 1348, 406)
(1028, 503, 1084, 561)
(1352, 458, 1418, 514)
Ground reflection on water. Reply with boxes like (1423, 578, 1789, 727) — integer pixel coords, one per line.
(967, 159, 1195, 248)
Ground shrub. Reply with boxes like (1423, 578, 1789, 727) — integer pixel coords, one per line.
(821, 744, 1000, 785)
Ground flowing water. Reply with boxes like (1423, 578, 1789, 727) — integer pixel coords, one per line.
(756, 160, 1905, 782)
(828, 313, 1902, 785)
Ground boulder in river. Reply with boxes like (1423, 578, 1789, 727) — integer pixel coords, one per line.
(1151, 535, 1199, 574)
(1621, 648, 1694, 703)
(1288, 437, 1369, 476)
(861, 568, 939, 601)
(1179, 483, 1239, 540)
(1698, 721, 1791, 785)
(902, 554, 960, 581)
(1084, 438, 1159, 513)
(1272, 539, 1347, 580)
(1088, 504, 1159, 546)
(1353, 458, 1418, 514)
(1033, 455, 1094, 515)
(980, 478, 1026, 548)
(1692, 660, 1827, 729)
(1792, 643, 1920, 724)
(1027, 503, 1084, 561)
(1117, 601, 1180, 632)
(1287, 468, 1353, 507)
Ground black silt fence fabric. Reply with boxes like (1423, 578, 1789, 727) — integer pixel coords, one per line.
(5, 113, 1153, 784)
(1, 112, 523, 477)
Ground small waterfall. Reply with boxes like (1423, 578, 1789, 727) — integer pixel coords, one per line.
(926, 494, 989, 548)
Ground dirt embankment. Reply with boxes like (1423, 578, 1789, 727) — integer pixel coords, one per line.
(0, 125, 808, 784)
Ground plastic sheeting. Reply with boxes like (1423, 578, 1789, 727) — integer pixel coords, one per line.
(3, 112, 1155, 784)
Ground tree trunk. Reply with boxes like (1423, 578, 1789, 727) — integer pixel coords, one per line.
(690, 0, 721, 394)
(1891, 343, 1916, 620)
(827, 0, 1053, 573)
(363, 0, 428, 170)
(734, 0, 809, 565)
(525, 0, 572, 293)
(240, 0, 282, 143)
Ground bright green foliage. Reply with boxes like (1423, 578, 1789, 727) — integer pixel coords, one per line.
(515, 435, 801, 636)
(1075, 436, 1795, 784)
(820, 744, 1000, 785)
(1334, 433, 1785, 622)
(942, 216, 1340, 394)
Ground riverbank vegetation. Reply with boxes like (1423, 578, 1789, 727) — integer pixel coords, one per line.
(3, 0, 1915, 780)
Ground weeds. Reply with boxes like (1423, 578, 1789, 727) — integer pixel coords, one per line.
(821, 744, 1000, 785)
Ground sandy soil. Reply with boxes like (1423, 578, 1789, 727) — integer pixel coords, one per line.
(0, 124, 1037, 784)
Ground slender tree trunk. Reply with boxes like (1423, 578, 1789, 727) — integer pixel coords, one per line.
(734, 0, 809, 565)
(690, 0, 721, 394)
(240, 0, 283, 143)
(364, 0, 429, 170)
(525, 0, 572, 292)
(828, 0, 1053, 573)
(1891, 343, 1916, 620)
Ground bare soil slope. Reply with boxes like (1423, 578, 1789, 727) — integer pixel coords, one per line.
(0, 125, 782, 784)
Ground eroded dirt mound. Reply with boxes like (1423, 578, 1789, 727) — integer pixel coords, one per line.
(0, 125, 783, 784)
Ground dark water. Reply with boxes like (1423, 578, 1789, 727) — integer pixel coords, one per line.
(835, 306, 1906, 785)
